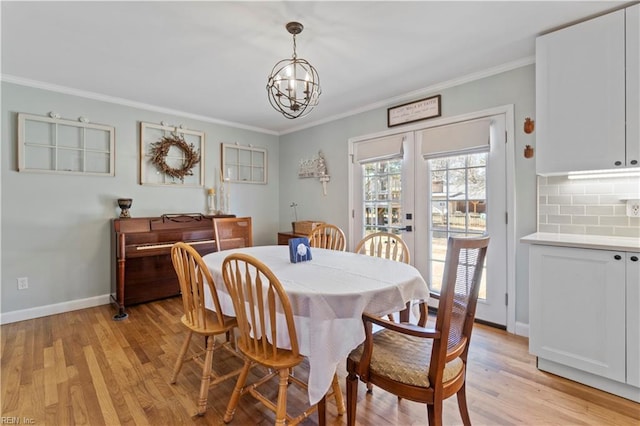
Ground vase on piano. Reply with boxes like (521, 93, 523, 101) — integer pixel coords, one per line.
(117, 198, 132, 218)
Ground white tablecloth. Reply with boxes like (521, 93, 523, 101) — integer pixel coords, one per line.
(202, 245, 429, 405)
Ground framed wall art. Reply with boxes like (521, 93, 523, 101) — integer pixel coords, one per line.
(140, 121, 204, 187)
(221, 143, 267, 184)
(387, 95, 441, 127)
(18, 112, 115, 176)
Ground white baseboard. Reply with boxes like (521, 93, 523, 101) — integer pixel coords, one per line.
(0, 294, 111, 325)
(515, 321, 530, 337)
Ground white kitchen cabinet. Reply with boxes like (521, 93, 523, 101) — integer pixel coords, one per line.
(536, 7, 639, 174)
(528, 243, 640, 402)
(627, 4, 640, 170)
(529, 245, 626, 381)
(627, 252, 640, 387)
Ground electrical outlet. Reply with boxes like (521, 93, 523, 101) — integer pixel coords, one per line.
(627, 200, 640, 218)
(17, 277, 28, 290)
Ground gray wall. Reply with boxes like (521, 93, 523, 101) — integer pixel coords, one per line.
(1, 82, 279, 313)
(278, 65, 538, 325)
(1, 65, 538, 327)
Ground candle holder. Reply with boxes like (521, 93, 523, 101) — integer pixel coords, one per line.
(117, 198, 133, 218)
(207, 188, 217, 215)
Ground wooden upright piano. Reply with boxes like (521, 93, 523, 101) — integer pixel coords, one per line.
(111, 213, 233, 319)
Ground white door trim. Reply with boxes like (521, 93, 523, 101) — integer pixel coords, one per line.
(348, 104, 516, 333)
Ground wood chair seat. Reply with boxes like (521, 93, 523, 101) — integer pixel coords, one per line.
(179, 309, 237, 336)
(348, 326, 464, 389)
(236, 337, 304, 369)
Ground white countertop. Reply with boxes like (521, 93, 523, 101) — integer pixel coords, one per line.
(521, 232, 640, 251)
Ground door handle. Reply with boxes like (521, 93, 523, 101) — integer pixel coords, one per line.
(385, 225, 413, 232)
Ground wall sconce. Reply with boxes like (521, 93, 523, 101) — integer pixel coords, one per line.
(524, 117, 535, 134)
(524, 145, 534, 159)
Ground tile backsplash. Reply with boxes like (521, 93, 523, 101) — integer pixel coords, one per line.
(538, 175, 640, 238)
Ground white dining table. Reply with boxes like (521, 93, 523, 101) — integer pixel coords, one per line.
(201, 245, 430, 405)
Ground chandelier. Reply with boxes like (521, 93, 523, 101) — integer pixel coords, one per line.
(267, 22, 321, 119)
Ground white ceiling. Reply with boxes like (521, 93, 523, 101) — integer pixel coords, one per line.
(1, 1, 627, 135)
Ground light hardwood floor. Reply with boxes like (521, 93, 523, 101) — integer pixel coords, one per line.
(2, 297, 639, 425)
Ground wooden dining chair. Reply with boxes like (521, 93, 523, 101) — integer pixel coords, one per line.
(169, 242, 244, 416)
(213, 217, 253, 251)
(308, 223, 346, 251)
(221, 253, 344, 425)
(354, 231, 410, 263)
(354, 231, 412, 392)
(356, 232, 411, 326)
(346, 235, 489, 426)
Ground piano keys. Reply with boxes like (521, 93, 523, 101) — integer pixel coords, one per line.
(111, 213, 234, 319)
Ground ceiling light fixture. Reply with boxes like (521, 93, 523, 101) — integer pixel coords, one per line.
(266, 22, 321, 119)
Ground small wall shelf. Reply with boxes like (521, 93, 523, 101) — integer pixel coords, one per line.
(18, 112, 115, 176)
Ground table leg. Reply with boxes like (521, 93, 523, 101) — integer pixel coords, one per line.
(331, 373, 346, 415)
(399, 301, 411, 323)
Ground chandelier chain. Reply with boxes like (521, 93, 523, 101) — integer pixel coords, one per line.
(292, 34, 297, 59)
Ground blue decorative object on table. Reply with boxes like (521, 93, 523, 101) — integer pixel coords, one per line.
(289, 237, 312, 263)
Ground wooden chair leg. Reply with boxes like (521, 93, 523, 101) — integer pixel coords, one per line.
(170, 330, 192, 384)
(223, 360, 252, 423)
(456, 382, 471, 426)
(427, 400, 443, 426)
(196, 335, 215, 416)
(331, 373, 345, 415)
(346, 371, 359, 426)
(275, 368, 289, 426)
(317, 394, 326, 426)
(366, 382, 373, 394)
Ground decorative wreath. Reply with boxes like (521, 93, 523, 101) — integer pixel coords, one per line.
(149, 134, 201, 182)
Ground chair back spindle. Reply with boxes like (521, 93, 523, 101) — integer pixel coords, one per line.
(222, 253, 300, 361)
(354, 232, 410, 263)
(308, 223, 346, 251)
(171, 242, 226, 330)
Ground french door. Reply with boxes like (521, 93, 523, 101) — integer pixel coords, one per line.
(350, 113, 508, 326)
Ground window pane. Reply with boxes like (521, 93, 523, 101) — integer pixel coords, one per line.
(428, 151, 487, 299)
(85, 128, 110, 151)
(362, 159, 402, 233)
(447, 155, 466, 169)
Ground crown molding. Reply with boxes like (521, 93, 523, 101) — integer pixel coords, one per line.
(279, 56, 535, 135)
(2, 56, 533, 137)
(0, 74, 279, 136)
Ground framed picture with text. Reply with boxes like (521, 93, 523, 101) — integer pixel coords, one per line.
(387, 95, 441, 127)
